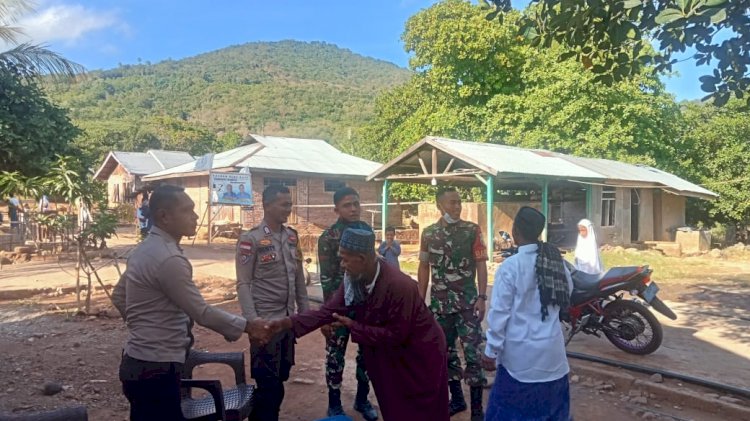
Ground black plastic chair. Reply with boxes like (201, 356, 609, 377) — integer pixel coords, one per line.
(180, 349, 254, 421)
(0, 406, 88, 421)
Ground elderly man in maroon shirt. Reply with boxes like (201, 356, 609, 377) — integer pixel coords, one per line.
(266, 228, 449, 420)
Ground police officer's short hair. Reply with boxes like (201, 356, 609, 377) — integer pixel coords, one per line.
(436, 186, 457, 202)
(262, 184, 290, 205)
(150, 185, 185, 216)
(333, 187, 359, 205)
(385, 226, 396, 233)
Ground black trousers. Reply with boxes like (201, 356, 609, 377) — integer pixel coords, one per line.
(250, 330, 295, 421)
(119, 353, 184, 421)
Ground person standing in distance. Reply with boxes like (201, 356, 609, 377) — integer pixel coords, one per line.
(236, 184, 310, 421)
(377, 226, 401, 270)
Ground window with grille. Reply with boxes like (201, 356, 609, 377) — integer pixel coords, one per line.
(324, 180, 346, 192)
(263, 177, 297, 187)
(601, 187, 616, 227)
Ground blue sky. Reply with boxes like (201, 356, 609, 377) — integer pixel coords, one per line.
(8, 0, 707, 101)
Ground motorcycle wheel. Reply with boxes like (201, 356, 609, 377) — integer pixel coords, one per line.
(602, 299, 663, 355)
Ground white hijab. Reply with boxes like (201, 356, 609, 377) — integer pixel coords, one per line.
(575, 219, 604, 275)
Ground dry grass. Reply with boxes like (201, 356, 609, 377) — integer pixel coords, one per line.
(599, 250, 750, 287)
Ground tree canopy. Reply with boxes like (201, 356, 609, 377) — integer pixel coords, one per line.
(358, 0, 748, 225)
(359, 0, 682, 169)
(487, 0, 749, 106)
(678, 99, 750, 224)
(0, 64, 81, 176)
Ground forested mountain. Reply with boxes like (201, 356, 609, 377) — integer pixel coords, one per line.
(45, 40, 411, 161)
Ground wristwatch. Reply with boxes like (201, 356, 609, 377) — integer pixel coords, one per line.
(477, 294, 488, 301)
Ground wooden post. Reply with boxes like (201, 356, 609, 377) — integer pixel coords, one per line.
(207, 201, 213, 245)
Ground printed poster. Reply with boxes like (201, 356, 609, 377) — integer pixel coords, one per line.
(210, 172, 253, 206)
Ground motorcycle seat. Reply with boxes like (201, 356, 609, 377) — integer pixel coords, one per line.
(598, 266, 643, 288)
(572, 271, 604, 292)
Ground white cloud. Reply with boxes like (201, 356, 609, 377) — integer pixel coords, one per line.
(14, 3, 128, 46)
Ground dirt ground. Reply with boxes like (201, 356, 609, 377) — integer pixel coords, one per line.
(1, 229, 749, 420)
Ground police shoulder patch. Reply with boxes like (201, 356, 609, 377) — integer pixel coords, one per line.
(239, 241, 254, 255)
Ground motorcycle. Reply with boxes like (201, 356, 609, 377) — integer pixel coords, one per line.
(497, 231, 676, 355)
(562, 260, 676, 355)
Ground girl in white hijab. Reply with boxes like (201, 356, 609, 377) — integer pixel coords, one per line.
(575, 219, 604, 274)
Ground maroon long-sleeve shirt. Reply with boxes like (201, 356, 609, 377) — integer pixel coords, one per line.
(291, 262, 449, 421)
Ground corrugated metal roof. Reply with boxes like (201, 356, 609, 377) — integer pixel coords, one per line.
(112, 152, 165, 175)
(143, 135, 381, 180)
(369, 136, 717, 199)
(235, 135, 381, 176)
(430, 137, 602, 179)
(147, 150, 195, 170)
(556, 155, 717, 198)
(93, 150, 194, 180)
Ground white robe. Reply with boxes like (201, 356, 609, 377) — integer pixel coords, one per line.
(575, 219, 604, 275)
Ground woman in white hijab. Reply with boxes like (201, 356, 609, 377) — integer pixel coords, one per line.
(575, 219, 604, 274)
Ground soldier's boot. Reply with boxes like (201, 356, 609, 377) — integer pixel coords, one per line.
(470, 386, 484, 421)
(326, 387, 346, 417)
(448, 380, 467, 416)
(353, 380, 379, 421)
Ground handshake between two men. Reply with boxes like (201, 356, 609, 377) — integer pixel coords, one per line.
(243, 313, 354, 345)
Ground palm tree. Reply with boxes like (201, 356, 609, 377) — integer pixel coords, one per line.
(0, 0, 84, 78)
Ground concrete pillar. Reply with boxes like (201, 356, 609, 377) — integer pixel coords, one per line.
(486, 176, 494, 252)
(381, 180, 389, 234)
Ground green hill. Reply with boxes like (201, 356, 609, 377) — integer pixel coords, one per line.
(46, 40, 411, 160)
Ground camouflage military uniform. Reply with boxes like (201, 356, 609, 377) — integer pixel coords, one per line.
(420, 219, 488, 387)
(318, 219, 372, 390)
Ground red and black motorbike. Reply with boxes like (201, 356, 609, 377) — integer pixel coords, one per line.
(498, 233, 676, 355)
(562, 261, 677, 355)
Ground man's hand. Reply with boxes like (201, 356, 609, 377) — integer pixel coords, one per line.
(245, 319, 272, 345)
(320, 324, 333, 339)
(474, 298, 486, 323)
(332, 313, 354, 328)
(265, 318, 292, 336)
(320, 321, 346, 338)
(481, 353, 497, 371)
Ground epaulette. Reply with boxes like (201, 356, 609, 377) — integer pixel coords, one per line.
(238, 227, 258, 239)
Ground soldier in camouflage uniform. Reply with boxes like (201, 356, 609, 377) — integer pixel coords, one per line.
(317, 187, 378, 420)
(418, 187, 488, 421)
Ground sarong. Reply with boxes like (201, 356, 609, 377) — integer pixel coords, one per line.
(485, 366, 570, 421)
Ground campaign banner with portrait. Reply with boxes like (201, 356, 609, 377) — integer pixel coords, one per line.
(210, 172, 253, 206)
